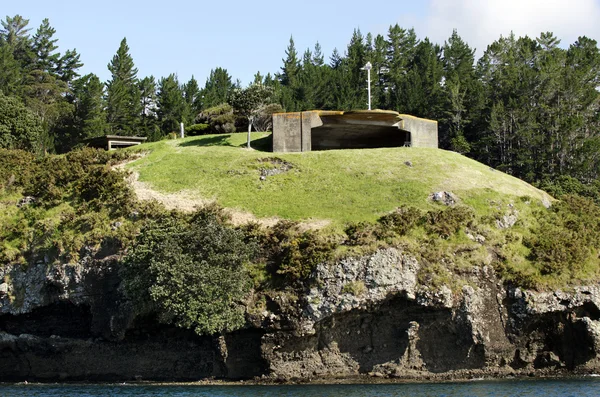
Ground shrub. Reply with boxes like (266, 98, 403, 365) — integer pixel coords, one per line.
(0, 92, 44, 151)
(377, 206, 424, 237)
(425, 206, 475, 239)
(246, 220, 336, 285)
(186, 123, 210, 136)
(121, 207, 254, 335)
(344, 221, 378, 246)
(525, 195, 600, 277)
(342, 281, 367, 296)
(0, 148, 138, 265)
(196, 103, 236, 134)
(253, 103, 284, 132)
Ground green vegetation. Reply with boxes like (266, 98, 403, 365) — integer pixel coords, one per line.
(121, 207, 255, 335)
(3, 142, 600, 336)
(0, 147, 139, 265)
(128, 133, 549, 226)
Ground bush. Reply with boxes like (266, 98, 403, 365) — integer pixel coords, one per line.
(121, 207, 254, 335)
(0, 147, 138, 265)
(196, 103, 236, 134)
(344, 221, 378, 246)
(425, 206, 475, 238)
(377, 206, 424, 237)
(253, 103, 284, 132)
(186, 123, 210, 136)
(246, 220, 336, 285)
(525, 195, 600, 277)
(0, 92, 44, 151)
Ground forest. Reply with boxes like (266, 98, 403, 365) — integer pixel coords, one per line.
(1, 14, 600, 189)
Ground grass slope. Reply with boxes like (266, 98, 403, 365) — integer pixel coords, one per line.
(127, 133, 551, 226)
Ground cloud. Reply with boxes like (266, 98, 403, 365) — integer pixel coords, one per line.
(406, 0, 600, 55)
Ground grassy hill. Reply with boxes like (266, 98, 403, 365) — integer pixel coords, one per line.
(127, 132, 551, 227)
(2, 137, 599, 291)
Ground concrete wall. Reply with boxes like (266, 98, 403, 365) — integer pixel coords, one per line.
(272, 112, 302, 152)
(272, 112, 315, 152)
(398, 115, 438, 148)
(272, 111, 438, 152)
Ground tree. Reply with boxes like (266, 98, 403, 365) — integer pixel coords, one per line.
(441, 29, 477, 150)
(31, 18, 59, 74)
(202, 67, 234, 109)
(0, 44, 21, 95)
(229, 83, 273, 148)
(55, 49, 83, 85)
(182, 75, 201, 126)
(138, 75, 158, 139)
(280, 36, 300, 87)
(73, 73, 107, 139)
(156, 73, 184, 135)
(121, 209, 254, 336)
(346, 28, 368, 109)
(0, 15, 33, 68)
(24, 19, 71, 141)
(0, 91, 44, 150)
(105, 38, 141, 135)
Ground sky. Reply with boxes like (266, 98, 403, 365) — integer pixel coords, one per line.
(4, 0, 600, 86)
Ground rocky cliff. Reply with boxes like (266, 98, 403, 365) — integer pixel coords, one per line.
(1, 247, 600, 382)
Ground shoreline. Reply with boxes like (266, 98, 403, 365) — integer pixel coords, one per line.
(2, 370, 599, 387)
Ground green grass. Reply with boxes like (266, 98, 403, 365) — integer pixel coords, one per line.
(127, 133, 551, 226)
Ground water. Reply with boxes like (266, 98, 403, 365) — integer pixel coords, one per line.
(0, 378, 598, 397)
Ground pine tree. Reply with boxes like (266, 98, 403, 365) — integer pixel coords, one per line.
(0, 44, 21, 95)
(157, 73, 184, 134)
(386, 25, 418, 110)
(0, 15, 33, 68)
(105, 38, 141, 135)
(280, 36, 299, 87)
(182, 75, 201, 125)
(202, 67, 234, 108)
(31, 18, 59, 73)
(56, 49, 83, 85)
(138, 75, 158, 138)
(346, 28, 368, 109)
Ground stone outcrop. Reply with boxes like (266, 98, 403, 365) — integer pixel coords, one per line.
(1, 247, 600, 382)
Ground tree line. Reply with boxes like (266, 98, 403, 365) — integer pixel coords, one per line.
(1, 14, 599, 186)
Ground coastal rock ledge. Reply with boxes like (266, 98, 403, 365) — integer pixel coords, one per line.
(1, 248, 600, 382)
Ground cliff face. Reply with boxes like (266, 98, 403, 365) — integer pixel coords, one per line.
(1, 248, 600, 382)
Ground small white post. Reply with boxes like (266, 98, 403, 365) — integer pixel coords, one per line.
(180, 122, 184, 139)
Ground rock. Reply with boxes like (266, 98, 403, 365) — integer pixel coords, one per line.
(496, 211, 518, 229)
(430, 191, 459, 206)
(301, 248, 420, 332)
(16, 196, 35, 208)
(0, 283, 8, 297)
(542, 197, 552, 209)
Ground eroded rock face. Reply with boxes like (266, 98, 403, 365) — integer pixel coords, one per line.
(1, 247, 600, 382)
(303, 248, 419, 333)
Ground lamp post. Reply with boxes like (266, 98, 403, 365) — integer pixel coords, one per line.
(361, 62, 373, 110)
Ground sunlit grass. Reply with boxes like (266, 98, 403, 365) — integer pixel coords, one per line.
(127, 133, 551, 226)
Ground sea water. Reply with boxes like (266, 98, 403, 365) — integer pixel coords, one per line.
(0, 378, 598, 397)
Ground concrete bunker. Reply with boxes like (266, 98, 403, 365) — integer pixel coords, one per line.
(272, 110, 437, 153)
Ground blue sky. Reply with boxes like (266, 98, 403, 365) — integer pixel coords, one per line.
(4, 0, 600, 86)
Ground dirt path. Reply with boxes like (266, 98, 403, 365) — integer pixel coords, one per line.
(119, 162, 329, 230)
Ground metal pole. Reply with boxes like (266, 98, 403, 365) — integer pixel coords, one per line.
(367, 67, 372, 111)
(180, 122, 184, 139)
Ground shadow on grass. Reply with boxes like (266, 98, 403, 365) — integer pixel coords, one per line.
(179, 134, 235, 147)
(178, 133, 273, 152)
(245, 134, 272, 152)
